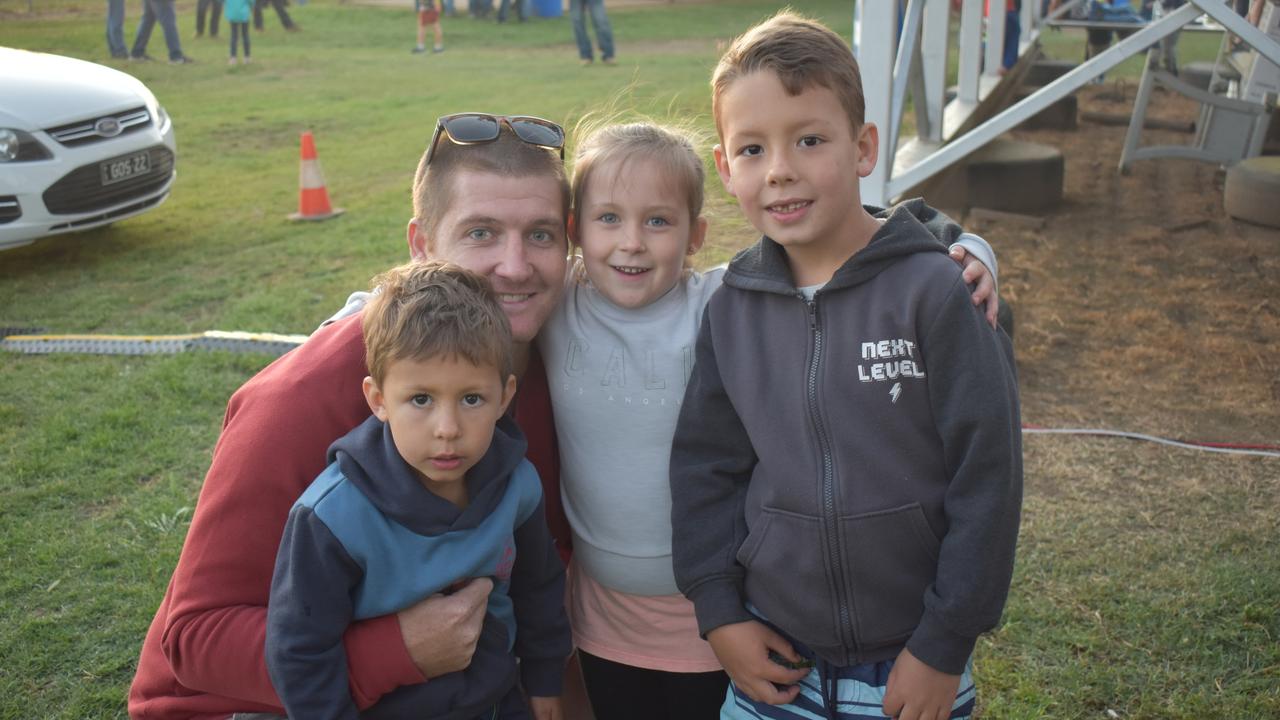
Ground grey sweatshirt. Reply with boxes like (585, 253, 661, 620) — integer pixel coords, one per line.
(669, 199, 1023, 674)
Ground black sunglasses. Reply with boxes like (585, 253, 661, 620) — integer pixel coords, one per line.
(426, 113, 566, 164)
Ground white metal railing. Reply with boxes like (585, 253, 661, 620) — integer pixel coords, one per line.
(852, 0, 1280, 206)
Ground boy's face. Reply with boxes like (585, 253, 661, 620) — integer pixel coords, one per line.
(572, 156, 708, 310)
(408, 171, 568, 345)
(363, 354, 517, 503)
(713, 71, 878, 264)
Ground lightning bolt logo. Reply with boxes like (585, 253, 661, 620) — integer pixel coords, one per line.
(889, 382, 902, 404)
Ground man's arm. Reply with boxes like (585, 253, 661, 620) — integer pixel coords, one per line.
(266, 507, 363, 720)
(154, 317, 431, 709)
(906, 272, 1023, 675)
(949, 232, 1000, 328)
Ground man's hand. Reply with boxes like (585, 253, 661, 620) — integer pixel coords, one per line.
(949, 245, 999, 329)
(529, 695, 563, 720)
(706, 621, 810, 706)
(882, 647, 961, 720)
(396, 577, 493, 677)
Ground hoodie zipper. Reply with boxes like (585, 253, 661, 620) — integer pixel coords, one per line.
(804, 296, 856, 659)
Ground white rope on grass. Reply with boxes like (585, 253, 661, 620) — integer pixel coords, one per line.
(1, 331, 308, 357)
(1023, 427, 1280, 459)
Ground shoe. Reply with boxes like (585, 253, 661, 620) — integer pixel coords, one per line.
(243, 56, 251, 64)
(130, 53, 155, 62)
(580, 58, 593, 66)
(194, 31, 204, 38)
(111, 51, 129, 59)
(285, 25, 301, 32)
(228, 56, 238, 65)
(170, 55, 195, 64)
(412, 45, 426, 53)
(601, 56, 616, 65)
(432, 45, 444, 53)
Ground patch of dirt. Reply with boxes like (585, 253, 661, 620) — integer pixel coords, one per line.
(967, 84, 1280, 446)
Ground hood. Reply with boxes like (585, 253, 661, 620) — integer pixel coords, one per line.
(328, 414, 530, 536)
(724, 198, 959, 295)
(0, 48, 157, 129)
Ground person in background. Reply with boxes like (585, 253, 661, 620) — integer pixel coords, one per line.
(226, 0, 252, 64)
(107, 0, 129, 59)
(413, 0, 445, 54)
(130, 0, 194, 63)
(196, 0, 223, 38)
(570, 0, 614, 66)
(253, 0, 298, 32)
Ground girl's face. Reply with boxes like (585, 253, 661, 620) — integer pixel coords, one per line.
(573, 156, 707, 310)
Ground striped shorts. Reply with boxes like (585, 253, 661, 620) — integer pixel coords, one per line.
(719, 656, 975, 720)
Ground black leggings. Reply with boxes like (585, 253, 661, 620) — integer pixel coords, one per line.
(229, 21, 250, 57)
(578, 650, 729, 720)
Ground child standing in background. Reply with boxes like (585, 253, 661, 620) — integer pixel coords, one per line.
(539, 121, 1001, 719)
(413, 0, 444, 54)
(225, 0, 252, 65)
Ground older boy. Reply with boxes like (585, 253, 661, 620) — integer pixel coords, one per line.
(670, 12, 1023, 720)
(266, 262, 569, 720)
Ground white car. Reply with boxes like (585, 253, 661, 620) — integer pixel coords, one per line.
(0, 47, 176, 251)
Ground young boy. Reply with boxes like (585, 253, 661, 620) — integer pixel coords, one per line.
(413, 0, 444, 54)
(669, 11, 1023, 720)
(266, 261, 570, 720)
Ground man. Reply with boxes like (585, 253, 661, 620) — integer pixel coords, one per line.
(129, 112, 995, 719)
(130, 0, 193, 64)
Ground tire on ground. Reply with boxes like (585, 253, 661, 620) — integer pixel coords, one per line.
(1225, 156, 1280, 229)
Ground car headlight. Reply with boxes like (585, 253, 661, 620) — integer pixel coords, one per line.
(154, 105, 171, 134)
(0, 129, 52, 163)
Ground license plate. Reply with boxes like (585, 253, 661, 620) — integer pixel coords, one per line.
(100, 151, 151, 186)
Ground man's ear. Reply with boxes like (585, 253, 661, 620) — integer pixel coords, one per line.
(687, 216, 708, 255)
(713, 144, 736, 197)
(855, 122, 880, 179)
(363, 376, 389, 421)
(407, 218, 430, 261)
(499, 374, 518, 415)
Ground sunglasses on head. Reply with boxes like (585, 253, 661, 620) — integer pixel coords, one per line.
(426, 113, 566, 164)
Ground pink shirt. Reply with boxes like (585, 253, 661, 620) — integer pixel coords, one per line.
(567, 560, 722, 673)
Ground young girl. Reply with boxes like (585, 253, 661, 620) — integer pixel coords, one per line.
(225, 0, 252, 65)
(539, 122, 727, 719)
(539, 122, 1000, 719)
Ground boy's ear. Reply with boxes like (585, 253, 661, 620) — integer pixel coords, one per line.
(687, 216, 708, 255)
(407, 218, 431, 261)
(712, 144, 736, 197)
(499, 374, 518, 415)
(855, 122, 880, 179)
(363, 376, 389, 421)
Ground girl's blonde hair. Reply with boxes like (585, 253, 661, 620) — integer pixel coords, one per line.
(570, 121, 706, 240)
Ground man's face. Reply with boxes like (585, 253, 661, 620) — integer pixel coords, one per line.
(409, 171, 568, 344)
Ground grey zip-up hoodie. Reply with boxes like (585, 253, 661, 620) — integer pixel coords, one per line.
(669, 199, 1022, 674)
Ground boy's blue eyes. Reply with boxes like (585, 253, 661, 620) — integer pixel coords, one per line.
(595, 213, 672, 227)
(411, 394, 432, 407)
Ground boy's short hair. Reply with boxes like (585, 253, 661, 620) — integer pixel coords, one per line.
(570, 121, 705, 236)
(363, 260, 514, 385)
(711, 10, 865, 137)
(411, 125, 572, 239)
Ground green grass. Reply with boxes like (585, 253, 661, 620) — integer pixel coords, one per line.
(1, 3, 1275, 717)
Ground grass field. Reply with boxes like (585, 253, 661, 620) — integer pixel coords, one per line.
(1, 2, 1275, 718)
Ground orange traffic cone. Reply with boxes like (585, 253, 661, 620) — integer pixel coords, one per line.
(288, 131, 344, 222)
